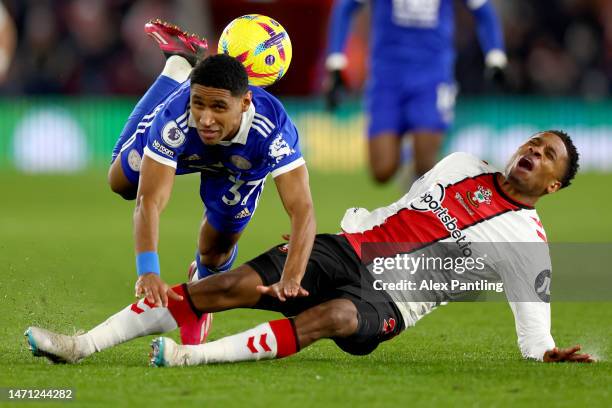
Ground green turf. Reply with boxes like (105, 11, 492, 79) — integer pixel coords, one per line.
(0, 170, 610, 407)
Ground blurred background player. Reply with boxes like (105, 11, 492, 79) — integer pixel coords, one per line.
(324, 0, 507, 183)
(108, 21, 316, 345)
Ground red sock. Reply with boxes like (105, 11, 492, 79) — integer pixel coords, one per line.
(268, 318, 300, 358)
(167, 284, 200, 327)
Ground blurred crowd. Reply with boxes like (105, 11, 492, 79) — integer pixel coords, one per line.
(456, 0, 612, 99)
(0, 0, 610, 98)
(0, 0, 212, 95)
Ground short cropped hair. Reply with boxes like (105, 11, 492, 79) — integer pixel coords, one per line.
(191, 54, 249, 97)
(543, 130, 579, 188)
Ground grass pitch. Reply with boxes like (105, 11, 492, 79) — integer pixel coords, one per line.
(1, 170, 610, 407)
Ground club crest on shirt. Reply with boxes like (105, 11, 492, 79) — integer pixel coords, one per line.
(382, 318, 396, 334)
(162, 121, 186, 148)
(127, 148, 142, 172)
(230, 155, 252, 170)
(466, 185, 492, 208)
(268, 133, 295, 164)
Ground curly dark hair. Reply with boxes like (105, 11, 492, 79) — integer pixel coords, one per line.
(543, 130, 580, 188)
(191, 54, 249, 97)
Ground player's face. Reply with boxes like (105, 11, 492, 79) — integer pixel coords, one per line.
(505, 132, 569, 196)
(190, 85, 252, 145)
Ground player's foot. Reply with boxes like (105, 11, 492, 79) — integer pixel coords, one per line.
(144, 19, 208, 66)
(150, 337, 194, 367)
(180, 261, 213, 345)
(24, 327, 83, 364)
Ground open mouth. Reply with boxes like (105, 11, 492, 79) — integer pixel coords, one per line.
(518, 156, 534, 171)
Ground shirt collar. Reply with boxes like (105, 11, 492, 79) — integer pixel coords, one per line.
(188, 102, 256, 146)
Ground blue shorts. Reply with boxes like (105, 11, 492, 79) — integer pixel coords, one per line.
(111, 75, 181, 184)
(199, 173, 266, 233)
(365, 72, 457, 139)
(116, 131, 146, 185)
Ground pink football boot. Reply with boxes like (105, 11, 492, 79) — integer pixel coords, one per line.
(179, 261, 213, 345)
(144, 19, 208, 65)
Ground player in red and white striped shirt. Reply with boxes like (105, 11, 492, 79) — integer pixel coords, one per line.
(25, 130, 593, 365)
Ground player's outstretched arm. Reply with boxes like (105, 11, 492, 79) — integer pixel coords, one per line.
(257, 164, 315, 301)
(508, 302, 596, 363)
(543, 345, 594, 363)
(464, 0, 507, 85)
(133, 155, 180, 307)
(323, 0, 364, 110)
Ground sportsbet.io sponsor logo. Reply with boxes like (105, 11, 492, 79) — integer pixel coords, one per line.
(410, 183, 473, 257)
(162, 121, 186, 148)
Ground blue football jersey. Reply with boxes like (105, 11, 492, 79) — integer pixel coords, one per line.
(144, 82, 304, 180)
(327, 0, 504, 78)
(142, 82, 305, 232)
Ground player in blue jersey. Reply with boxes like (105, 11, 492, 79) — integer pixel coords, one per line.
(107, 21, 316, 345)
(324, 0, 507, 182)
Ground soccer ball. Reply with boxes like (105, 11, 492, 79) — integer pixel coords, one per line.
(218, 14, 292, 87)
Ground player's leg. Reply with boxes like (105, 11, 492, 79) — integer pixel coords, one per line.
(192, 174, 266, 279)
(151, 276, 406, 367)
(24, 264, 265, 364)
(412, 130, 444, 178)
(406, 80, 456, 178)
(108, 20, 207, 199)
(194, 218, 243, 279)
(150, 298, 359, 366)
(178, 175, 267, 344)
(150, 234, 388, 366)
(22, 235, 352, 364)
(368, 133, 402, 184)
(151, 250, 405, 367)
(107, 58, 187, 199)
(365, 74, 403, 184)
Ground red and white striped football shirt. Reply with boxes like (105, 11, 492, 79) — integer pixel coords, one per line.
(341, 152, 555, 360)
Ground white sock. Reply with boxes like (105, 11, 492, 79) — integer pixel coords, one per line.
(161, 55, 192, 83)
(77, 298, 178, 357)
(185, 319, 298, 365)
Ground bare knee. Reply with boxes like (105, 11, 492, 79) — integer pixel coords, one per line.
(412, 131, 443, 177)
(110, 182, 137, 201)
(368, 133, 401, 184)
(369, 161, 398, 184)
(198, 248, 232, 268)
(187, 265, 263, 312)
(191, 271, 241, 299)
(108, 159, 137, 200)
(295, 300, 359, 347)
(322, 306, 358, 337)
(204, 272, 240, 295)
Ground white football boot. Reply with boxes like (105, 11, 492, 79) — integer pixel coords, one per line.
(150, 337, 194, 367)
(25, 327, 85, 364)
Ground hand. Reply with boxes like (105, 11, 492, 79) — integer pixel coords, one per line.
(323, 69, 346, 111)
(543, 345, 594, 363)
(134, 273, 183, 308)
(256, 278, 309, 302)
